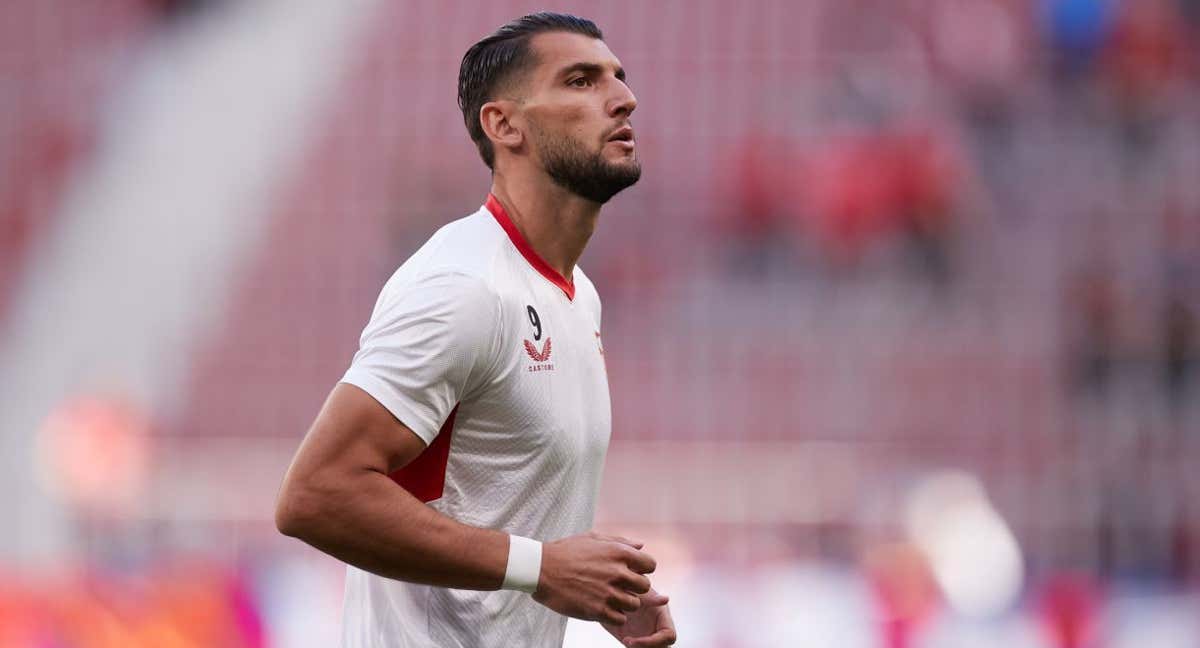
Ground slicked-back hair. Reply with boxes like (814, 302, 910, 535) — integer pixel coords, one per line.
(458, 12, 603, 170)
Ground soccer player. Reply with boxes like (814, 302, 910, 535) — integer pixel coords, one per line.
(274, 12, 676, 648)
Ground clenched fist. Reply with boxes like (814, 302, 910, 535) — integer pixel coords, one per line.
(532, 532, 656, 626)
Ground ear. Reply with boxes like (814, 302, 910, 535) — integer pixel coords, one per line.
(480, 100, 524, 156)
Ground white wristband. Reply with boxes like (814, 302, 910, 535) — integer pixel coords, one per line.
(502, 534, 542, 593)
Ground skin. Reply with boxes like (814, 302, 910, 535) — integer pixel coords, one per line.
(275, 30, 675, 646)
(481, 30, 639, 281)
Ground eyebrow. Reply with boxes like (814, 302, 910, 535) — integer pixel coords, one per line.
(558, 61, 627, 83)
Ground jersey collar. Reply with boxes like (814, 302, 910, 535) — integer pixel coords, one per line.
(485, 194, 576, 301)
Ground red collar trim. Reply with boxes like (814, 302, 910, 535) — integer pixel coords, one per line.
(485, 194, 575, 301)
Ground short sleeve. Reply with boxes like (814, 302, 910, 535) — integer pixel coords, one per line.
(340, 271, 500, 445)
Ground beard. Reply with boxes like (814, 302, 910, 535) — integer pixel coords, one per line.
(532, 123, 641, 204)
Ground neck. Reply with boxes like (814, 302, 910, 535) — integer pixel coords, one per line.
(489, 169, 601, 282)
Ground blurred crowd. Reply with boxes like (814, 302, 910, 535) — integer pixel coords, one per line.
(700, 0, 1200, 597)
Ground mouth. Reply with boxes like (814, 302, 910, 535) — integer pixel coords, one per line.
(606, 126, 636, 150)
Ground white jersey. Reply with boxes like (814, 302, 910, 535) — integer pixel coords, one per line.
(339, 195, 611, 648)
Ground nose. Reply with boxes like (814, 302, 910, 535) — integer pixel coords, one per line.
(607, 79, 637, 118)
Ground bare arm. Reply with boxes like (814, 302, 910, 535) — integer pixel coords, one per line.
(275, 382, 507, 589)
(274, 383, 656, 623)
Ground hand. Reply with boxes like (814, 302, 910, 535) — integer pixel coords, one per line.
(603, 588, 676, 647)
(532, 532, 656, 625)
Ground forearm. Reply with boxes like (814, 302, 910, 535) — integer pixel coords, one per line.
(276, 467, 509, 590)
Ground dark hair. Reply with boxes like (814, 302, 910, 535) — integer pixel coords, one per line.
(458, 12, 602, 170)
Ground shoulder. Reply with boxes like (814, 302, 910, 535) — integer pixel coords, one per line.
(413, 208, 508, 282)
(368, 208, 508, 325)
(380, 207, 507, 296)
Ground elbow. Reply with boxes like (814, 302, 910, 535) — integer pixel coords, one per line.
(275, 484, 320, 539)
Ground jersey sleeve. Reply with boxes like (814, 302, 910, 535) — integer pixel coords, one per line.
(340, 271, 500, 445)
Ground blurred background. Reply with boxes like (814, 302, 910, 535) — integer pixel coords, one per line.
(2, 0, 1199, 646)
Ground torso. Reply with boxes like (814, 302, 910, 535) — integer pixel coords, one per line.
(342, 199, 610, 648)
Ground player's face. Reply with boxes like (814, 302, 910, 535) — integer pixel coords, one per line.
(519, 31, 640, 204)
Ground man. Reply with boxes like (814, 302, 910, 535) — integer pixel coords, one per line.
(274, 12, 676, 648)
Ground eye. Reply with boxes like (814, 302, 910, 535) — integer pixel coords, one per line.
(567, 77, 591, 88)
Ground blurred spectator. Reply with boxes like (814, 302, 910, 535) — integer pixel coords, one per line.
(930, 0, 1028, 101)
(863, 543, 938, 648)
(717, 133, 801, 278)
(1163, 296, 1196, 419)
(1064, 250, 1121, 404)
(890, 127, 963, 289)
(804, 130, 900, 272)
(1160, 205, 1199, 425)
(1104, 0, 1189, 103)
(1037, 573, 1102, 648)
(1103, 0, 1190, 157)
(928, 0, 1029, 213)
(1040, 0, 1118, 83)
(1170, 507, 1197, 585)
(800, 122, 964, 289)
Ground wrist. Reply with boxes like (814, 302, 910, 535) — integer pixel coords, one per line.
(501, 534, 542, 594)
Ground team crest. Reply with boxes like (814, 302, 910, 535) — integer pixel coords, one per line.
(524, 338, 552, 362)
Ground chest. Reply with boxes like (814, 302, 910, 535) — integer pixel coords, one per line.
(462, 284, 611, 469)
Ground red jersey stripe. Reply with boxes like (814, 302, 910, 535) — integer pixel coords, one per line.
(389, 405, 458, 502)
(484, 194, 575, 301)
